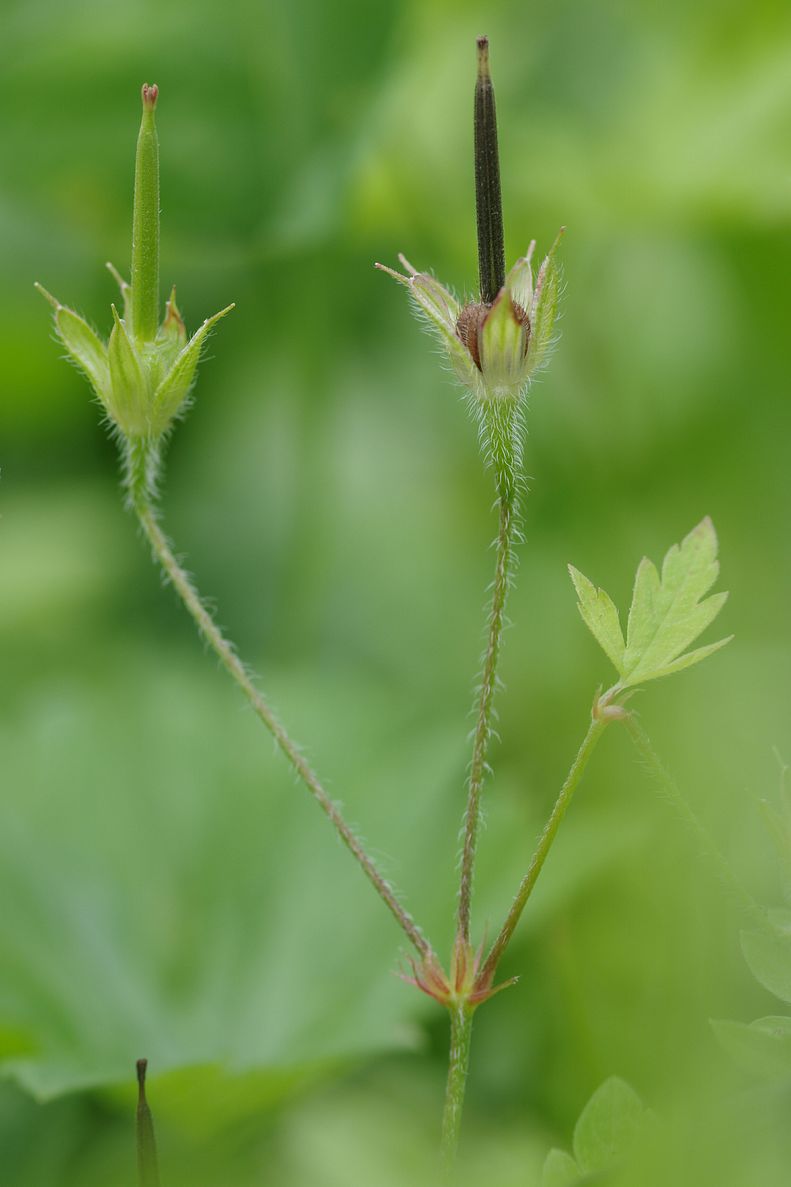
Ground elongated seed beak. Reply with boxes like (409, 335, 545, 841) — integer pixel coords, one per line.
(131, 83, 161, 344)
(474, 37, 506, 306)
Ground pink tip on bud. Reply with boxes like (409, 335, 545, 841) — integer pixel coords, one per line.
(141, 83, 159, 111)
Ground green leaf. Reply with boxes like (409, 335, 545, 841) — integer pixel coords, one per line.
(572, 1076, 647, 1175)
(569, 518, 730, 688)
(712, 1016, 791, 1078)
(541, 1147, 581, 1187)
(622, 518, 729, 685)
(568, 565, 626, 674)
(151, 304, 234, 434)
(741, 928, 791, 1004)
(0, 650, 472, 1100)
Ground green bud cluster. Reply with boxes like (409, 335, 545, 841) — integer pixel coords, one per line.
(36, 84, 233, 442)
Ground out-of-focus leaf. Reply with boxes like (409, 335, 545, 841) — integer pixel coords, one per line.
(0, 657, 467, 1099)
(741, 928, 791, 1004)
(572, 1076, 647, 1175)
(541, 1146, 581, 1187)
(711, 1016, 791, 1078)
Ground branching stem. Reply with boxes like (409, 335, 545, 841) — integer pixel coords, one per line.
(125, 438, 432, 961)
(481, 715, 608, 984)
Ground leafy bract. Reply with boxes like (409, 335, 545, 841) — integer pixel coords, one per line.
(569, 518, 731, 688)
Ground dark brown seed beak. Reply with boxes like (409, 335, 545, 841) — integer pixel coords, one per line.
(474, 37, 506, 305)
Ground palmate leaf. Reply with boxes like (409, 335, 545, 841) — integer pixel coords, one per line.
(569, 518, 731, 689)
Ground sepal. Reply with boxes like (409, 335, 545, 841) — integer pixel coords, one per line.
(109, 305, 149, 436)
(151, 303, 234, 435)
(35, 284, 112, 408)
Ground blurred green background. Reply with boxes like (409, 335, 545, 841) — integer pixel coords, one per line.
(2, 0, 791, 1182)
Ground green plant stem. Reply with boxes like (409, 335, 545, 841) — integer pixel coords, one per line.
(481, 715, 608, 984)
(457, 488, 514, 946)
(625, 715, 764, 924)
(440, 1004, 474, 1179)
(125, 439, 432, 961)
(136, 1059, 160, 1187)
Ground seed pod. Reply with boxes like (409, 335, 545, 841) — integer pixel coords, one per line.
(37, 84, 234, 442)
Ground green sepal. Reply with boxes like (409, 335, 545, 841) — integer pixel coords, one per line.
(161, 286, 186, 350)
(106, 262, 132, 326)
(109, 304, 149, 436)
(410, 274, 477, 384)
(35, 284, 111, 407)
(150, 303, 234, 435)
(504, 248, 534, 312)
(529, 228, 563, 372)
(479, 289, 528, 392)
(144, 286, 188, 391)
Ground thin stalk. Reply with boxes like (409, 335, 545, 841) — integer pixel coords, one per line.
(125, 439, 432, 960)
(456, 456, 516, 946)
(481, 716, 608, 984)
(136, 1059, 160, 1187)
(626, 715, 764, 924)
(440, 1004, 474, 1179)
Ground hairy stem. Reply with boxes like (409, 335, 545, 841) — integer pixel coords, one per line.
(626, 715, 764, 924)
(481, 715, 608, 984)
(457, 489, 514, 946)
(440, 1004, 474, 1179)
(124, 439, 432, 960)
